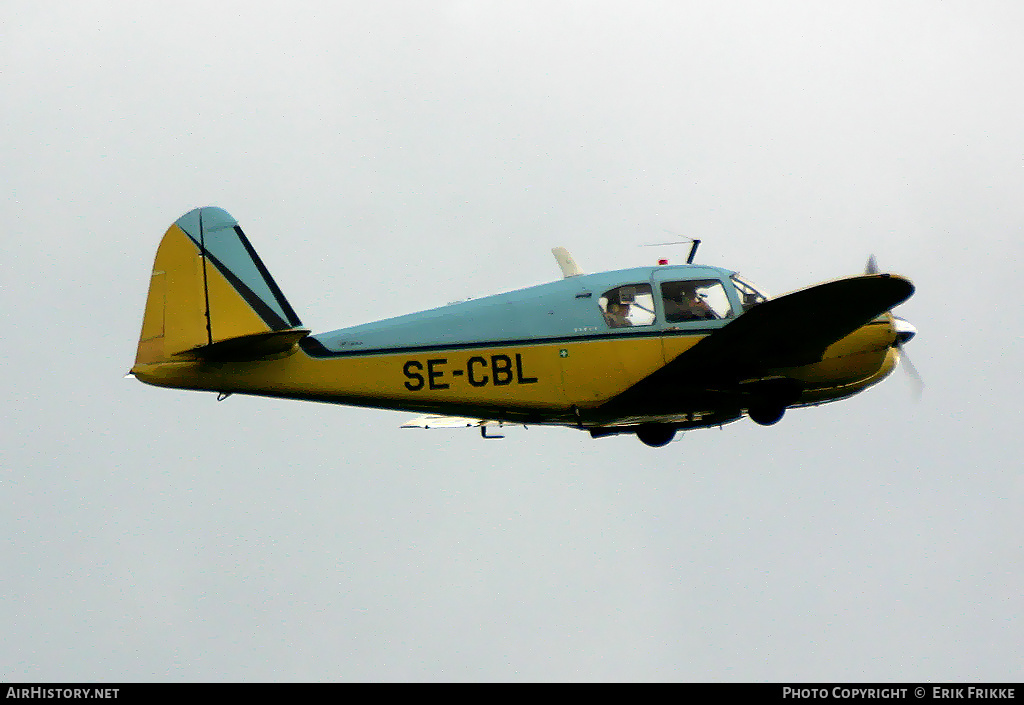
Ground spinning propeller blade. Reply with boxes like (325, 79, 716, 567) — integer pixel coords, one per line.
(898, 341, 924, 399)
(868, 254, 921, 397)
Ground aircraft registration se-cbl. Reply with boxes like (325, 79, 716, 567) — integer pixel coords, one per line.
(130, 207, 917, 447)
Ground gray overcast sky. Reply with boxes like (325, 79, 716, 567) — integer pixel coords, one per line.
(2, 0, 1022, 682)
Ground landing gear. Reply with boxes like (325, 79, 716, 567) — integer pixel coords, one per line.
(636, 424, 676, 447)
(747, 404, 785, 426)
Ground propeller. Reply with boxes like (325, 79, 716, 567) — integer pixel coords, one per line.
(866, 254, 922, 397)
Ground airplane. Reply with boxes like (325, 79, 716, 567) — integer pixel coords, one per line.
(129, 206, 918, 447)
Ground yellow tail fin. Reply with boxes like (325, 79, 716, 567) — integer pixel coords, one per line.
(133, 207, 305, 367)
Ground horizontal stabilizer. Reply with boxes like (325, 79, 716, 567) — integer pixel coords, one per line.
(179, 327, 310, 362)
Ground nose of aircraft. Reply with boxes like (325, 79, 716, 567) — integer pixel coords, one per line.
(891, 315, 922, 397)
(865, 255, 920, 395)
(893, 316, 916, 345)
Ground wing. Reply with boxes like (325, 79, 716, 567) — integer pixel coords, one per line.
(604, 274, 914, 413)
(400, 415, 486, 429)
(400, 414, 520, 439)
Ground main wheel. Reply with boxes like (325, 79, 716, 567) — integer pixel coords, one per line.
(636, 424, 676, 447)
(748, 404, 785, 426)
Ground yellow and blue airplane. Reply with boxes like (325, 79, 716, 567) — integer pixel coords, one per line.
(130, 207, 917, 447)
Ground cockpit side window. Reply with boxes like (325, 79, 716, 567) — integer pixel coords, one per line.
(660, 279, 733, 322)
(730, 274, 768, 312)
(599, 284, 656, 328)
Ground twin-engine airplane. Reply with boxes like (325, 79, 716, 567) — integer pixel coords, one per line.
(130, 207, 917, 447)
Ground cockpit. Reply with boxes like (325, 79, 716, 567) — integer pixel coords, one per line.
(660, 279, 733, 322)
(595, 271, 769, 330)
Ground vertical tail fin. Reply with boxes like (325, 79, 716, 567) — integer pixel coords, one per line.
(133, 207, 306, 367)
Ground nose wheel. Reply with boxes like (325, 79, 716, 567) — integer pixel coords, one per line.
(636, 424, 676, 447)
(747, 404, 785, 426)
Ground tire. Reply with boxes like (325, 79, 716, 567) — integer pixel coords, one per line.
(636, 424, 676, 447)
(748, 404, 785, 426)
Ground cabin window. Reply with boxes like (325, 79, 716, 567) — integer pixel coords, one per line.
(660, 279, 733, 322)
(730, 274, 769, 312)
(599, 284, 656, 328)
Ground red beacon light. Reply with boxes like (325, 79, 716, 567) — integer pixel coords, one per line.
(658, 258, 669, 265)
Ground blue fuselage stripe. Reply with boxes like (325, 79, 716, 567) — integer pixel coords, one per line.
(299, 327, 715, 358)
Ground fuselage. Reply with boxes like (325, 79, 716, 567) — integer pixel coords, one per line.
(133, 263, 901, 429)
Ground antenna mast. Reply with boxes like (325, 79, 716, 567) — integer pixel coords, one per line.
(640, 236, 702, 264)
(686, 239, 701, 264)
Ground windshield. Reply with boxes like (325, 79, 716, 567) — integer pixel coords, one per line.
(731, 274, 769, 312)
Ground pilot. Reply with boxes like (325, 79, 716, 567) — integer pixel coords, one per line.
(664, 284, 715, 322)
(604, 300, 632, 328)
